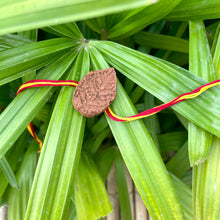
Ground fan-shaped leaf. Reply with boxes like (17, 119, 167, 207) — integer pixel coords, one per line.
(91, 40, 220, 138)
(0, 50, 78, 158)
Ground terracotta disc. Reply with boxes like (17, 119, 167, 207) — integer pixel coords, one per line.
(72, 68, 117, 117)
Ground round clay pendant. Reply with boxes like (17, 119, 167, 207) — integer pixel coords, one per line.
(72, 68, 117, 117)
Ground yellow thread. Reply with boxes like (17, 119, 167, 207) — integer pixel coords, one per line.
(107, 81, 220, 121)
(27, 124, 34, 136)
(177, 82, 220, 100)
(27, 124, 43, 152)
(22, 79, 220, 149)
(19, 82, 78, 91)
(107, 107, 157, 121)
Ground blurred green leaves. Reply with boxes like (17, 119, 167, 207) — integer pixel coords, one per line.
(0, 157, 18, 189)
(0, 0, 157, 35)
(166, 0, 220, 20)
(75, 152, 112, 220)
(135, 31, 189, 53)
(8, 142, 38, 220)
(108, 0, 182, 39)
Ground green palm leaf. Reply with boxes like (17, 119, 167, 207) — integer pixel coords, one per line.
(0, 38, 76, 85)
(8, 142, 38, 220)
(192, 22, 220, 220)
(0, 0, 156, 35)
(91, 40, 220, 137)
(0, 50, 78, 157)
(170, 173, 193, 220)
(89, 46, 184, 220)
(115, 152, 133, 220)
(188, 20, 216, 165)
(42, 23, 83, 40)
(166, 0, 220, 20)
(0, 157, 18, 189)
(108, 0, 182, 39)
(25, 49, 89, 220)
(0, 2, 219, 219)
(135, 31, 189, 53)
(212, 23, 220, 77)
(0, 34, 32, 51)
(75, 152, 112, 219)
(166, 142, 190, 178)
(193, 137, 220, 219)
(0, 131, 28, 198)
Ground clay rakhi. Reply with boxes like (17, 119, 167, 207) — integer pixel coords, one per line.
(72, 68, 117, 117)
(16, 67, 220, 150)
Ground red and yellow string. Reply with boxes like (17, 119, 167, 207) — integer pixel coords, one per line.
(17, 80, 78, 151)
(17, 78, 220, 150)
(16, 79, 78, 95)
(106, 79, 220, 121)
(27, 122, 43, 149)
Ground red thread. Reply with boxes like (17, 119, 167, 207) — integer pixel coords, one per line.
(16, 78, 220, 149)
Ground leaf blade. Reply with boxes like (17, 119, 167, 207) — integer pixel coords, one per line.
(192, 22, 220, 220)
(0, 0, 156, 35)
(25, 48, 89, 220)
(213, 23, 220, 78)
(42, 23, 83, 40)
(188, 20, 216, 165)
(91, 40, 220, 138)
(193, 137, 220, 219)
(0, 38, 77, 85)
(89, 46, 184, 220)
(108, 0, 182, 39)
(135, 31, 189, 53)
(166, 0, 220, 20)
(75, 152, 112, 220)
(115, 153, 132, 220)
(0, 157, 18, 189)
(170, 173, 193, 220)
(0, 50, 78, 157)
(8, 142, 38, 220)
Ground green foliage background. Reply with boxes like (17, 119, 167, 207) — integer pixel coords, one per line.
(0, 0, 220, 219)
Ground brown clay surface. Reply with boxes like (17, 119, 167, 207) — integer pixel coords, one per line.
(72, 68, 117, 117)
